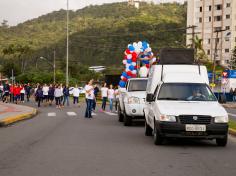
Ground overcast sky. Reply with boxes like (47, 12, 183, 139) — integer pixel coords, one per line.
(0, 0, 185, 26)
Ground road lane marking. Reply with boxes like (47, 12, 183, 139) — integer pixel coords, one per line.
(104, 111, 117, 116)
(228, 113, 236, 117)
(67, 112, 77, 116)
(48, 112, 56, 117)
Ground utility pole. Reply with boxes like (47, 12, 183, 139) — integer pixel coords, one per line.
(212, 29, 227, 87)
(186, 25, 198, 49)
(66, 0, 69, 86)
(53, 50, 56, 84)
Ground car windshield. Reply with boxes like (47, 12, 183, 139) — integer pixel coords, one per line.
(158, 83, 217, 101)
(128, 80, 147, 92)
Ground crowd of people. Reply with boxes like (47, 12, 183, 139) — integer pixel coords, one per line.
(0, 80, 120, 119)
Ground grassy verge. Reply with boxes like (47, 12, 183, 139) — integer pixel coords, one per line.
(229, 120, 236, 131)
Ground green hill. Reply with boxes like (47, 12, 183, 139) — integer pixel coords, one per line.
(0, 2, 187, 83)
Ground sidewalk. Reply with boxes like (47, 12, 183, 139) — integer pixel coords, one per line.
(222, 102, 236, 109)
(0, 102, 37, 126)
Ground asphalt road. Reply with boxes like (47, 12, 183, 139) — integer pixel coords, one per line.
(0, 102, 236, 176)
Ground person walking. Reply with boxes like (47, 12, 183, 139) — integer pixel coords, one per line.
(0, 83, 3, 101)
(54, 85, 62, 109)
(3, 81, 10, 103)
(63, 85, 70, 106)
(114, 86, 119, 112)
(93, 84, 99, 111)
(42, 84, 49, 105)
(20, 84, 25, 103)
(35, 85, 43, 107)
(85, 80, 94, 118)
(25, 83, 31, 102)
(48, 84, 55, 106)
(100, 83, 108, 112)
(108, 84, 115, 112)
(72, 85, 80, 106)
(233, 88, 236, 102)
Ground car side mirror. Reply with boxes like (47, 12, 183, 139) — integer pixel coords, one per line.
(146, 94, 155, 102)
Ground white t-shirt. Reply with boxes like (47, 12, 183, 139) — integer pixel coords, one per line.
(108, 89, 115, 99)
(73, 88, 80, 97)
(42, 86, 49, 95)
(85, 85, 94, 100)
(101, 87, 108, 97)
(20, 88, 25, 94)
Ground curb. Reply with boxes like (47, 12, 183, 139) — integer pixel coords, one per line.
(0, 108, 37, 127)
(229, 128, 236, 136)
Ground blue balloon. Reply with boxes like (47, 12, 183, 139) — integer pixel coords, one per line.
(142, 60, 149, 64)
(128, 45, 135, 51)
(127, 76, 131, 79)
(127, 59, 132, 64)
(129, 65, 134, 71)
(119, 81, 126, 88)
(142, 41, 148, 50)
(122, 72, 127, 77)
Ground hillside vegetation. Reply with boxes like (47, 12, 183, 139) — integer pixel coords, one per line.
(0, 2, 187, 84)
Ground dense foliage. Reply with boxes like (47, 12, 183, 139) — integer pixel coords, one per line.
(0, 2, 187, 84)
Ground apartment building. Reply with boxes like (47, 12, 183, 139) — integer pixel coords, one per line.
(187, 0, 236, 66)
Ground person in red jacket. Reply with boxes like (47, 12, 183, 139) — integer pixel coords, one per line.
(14, 84, 21, 104)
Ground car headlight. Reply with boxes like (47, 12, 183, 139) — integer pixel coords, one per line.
(160, 115, 176, 122)
(128, 97, 140, 104)
(214, 116, 228, 123)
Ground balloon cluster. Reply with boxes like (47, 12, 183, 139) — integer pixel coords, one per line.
(119, 41, 153, 87)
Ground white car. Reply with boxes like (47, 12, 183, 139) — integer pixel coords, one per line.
(144, 64, 228, 146)
(118, 78, 148, 126)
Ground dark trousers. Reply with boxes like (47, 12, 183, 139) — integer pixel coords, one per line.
(38, 97, 43, 107)
(102, 97, 107, 110)
(93, 98, 96, 110)
(63, 95, 70, 106)
(73, 97, 79, 104)
(26, 93, 30, 102)
(21, 93, 25, 101)
(55, 97, 61, 105)
(85, 99, 93, 118)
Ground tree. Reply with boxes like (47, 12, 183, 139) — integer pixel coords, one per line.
(193, 35, 208, 63)
(230, 46, 236, 69)
(1, 19, 9, 28)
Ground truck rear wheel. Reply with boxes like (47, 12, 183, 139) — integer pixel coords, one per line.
(118, 105, 123, 122)
(145, 120, 152, 136)
(216, 135, 228, 147)
(154, 122, 163, 145)
(124, 112, 132, 126)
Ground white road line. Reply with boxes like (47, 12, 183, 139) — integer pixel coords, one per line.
(48, 112, 56, 117)
(104, 111, 117, 116)
(228, 113, 236, 117)
(67, 112, 77, 116)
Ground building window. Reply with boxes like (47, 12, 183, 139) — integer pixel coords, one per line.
(207, 50, 210, 55)
(215, 4, 222, 10)
(209, 16, 211, 22)
(199, 17, 202, 23)
(226, 14, 230, 19)
(225, 49, 230, 53)
(225, 60, 229, 64)
(214, 16, 222, 21)
(209, 5, 212, 11)
(226, 26, 230, 30)
(208, 39, 211, 44)
(226, 3, 230, 8)
(200, 6, 202, 12)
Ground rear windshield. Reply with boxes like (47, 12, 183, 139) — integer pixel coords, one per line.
(128, 80, 148, 92)
(158, 83, 217, 101)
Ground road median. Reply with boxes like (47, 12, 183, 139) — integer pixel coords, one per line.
(0, 103, 37, 127)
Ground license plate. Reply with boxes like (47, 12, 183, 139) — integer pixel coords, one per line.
(185, 124, 206, 132)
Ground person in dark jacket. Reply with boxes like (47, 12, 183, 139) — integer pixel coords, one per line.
(35, 85, 44, 107)
(93, 84, 99, 110)
(63, 86, 70, 106)
(25, 83, 32, 102)
(233, 88, 236, 102)
(48, 84, 55, 106)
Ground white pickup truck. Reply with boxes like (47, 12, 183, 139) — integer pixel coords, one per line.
(144, 64, 229, 146)
(118, 78, 148, 126)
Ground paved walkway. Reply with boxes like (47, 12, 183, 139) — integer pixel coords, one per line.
(0, 103, 37, 126)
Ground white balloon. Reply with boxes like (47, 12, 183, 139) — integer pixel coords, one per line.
(121, 76, 124, 79)
(122, 60, 127, 65)
(125, 68, 130, 72)
(139, 66, 148, 78)
(132, 62, 136, 66)
(133, 42, 138, 48)
(138, 41, 142, 48)
(132, 70, 137, 74)
(127, 54, 132, 59)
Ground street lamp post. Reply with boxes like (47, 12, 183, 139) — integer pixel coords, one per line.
(66, 0, 69, 86)
(40, 55, 56, 84)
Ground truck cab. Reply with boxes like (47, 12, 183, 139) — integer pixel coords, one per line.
(144, 64, 229, 146)
(118, 78, 148, 126)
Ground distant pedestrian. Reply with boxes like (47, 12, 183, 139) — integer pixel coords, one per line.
(3, 81, 10, 103)
(114, 86, 119, 112)
(0, 83, 3, 101)
(48, 84, 55, 106)
(93, 84, 99, 111)
(85, 80, 94, 118)
(42, 84, 49, 105)
(20, 84, 25, 103)
(100, 83, 108, 111)
(233, 88, 236, 102)
(25, 83, 32, 102)
(14, 84, 21, 104)
(72, 85, 80, 106)
(63, 85, 70, 106)
(54, 85, 62, 109)
(108, 84, 115, 112)
(35, 85, 44, 107)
